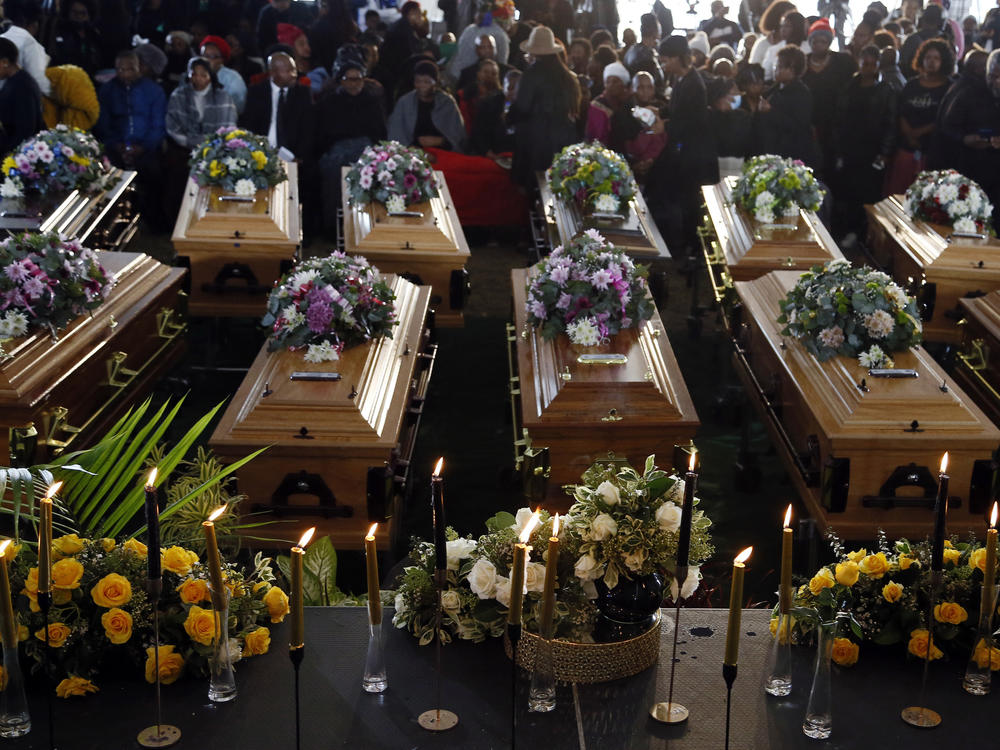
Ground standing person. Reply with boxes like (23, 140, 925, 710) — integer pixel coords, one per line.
(0, 39, 42, 155)
(900, 4, 944, 75)
(507, 25, 579, 188)
(0, 0, 50, 96)
(802, 18, 857, 179)
(584, 62, 639, 151)
(256, 0, 314, 53)
(761, 11, 809, 82)
(748, 0, 795, 66)
(937, 48, 987, 170)
(49, 0, 103, 76)
(624, 13, 664, 94)
(759, 45, 820, 167)
(387, 60, 466, 151)
(700, 0, 743, 48)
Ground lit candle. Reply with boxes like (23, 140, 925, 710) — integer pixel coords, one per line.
(37, 482, 61, 595)
(724, 547, 753, 666)
(202, 505, 228, 610)
(779, 505, 793, 615)
(538, 515, 560, 638)
(431, 458, 446, 573)
(144, 468, 161, 581)
(675, 452, 697, 573)
(507, 510, 540, 626)
(365, 523, 381, 626)
(290, 527, 316, 649)
(0, 540, 16, 648)
(983, 502, 998, 617)
(931, 453, 949, 572)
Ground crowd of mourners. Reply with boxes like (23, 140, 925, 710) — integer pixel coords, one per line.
(1, 0, 999, 252)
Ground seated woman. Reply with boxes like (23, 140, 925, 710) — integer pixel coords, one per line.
(387, 60, 466, 152)
(458, 58, 503, 138)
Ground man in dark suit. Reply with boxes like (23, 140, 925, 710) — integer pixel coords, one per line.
(240, 51, 315, 162)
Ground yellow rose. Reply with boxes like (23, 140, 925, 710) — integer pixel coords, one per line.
(145, 645, 184, 685)
(91, 573, 132, 608)
(161, 546, 199, 576)
(934, 601, 968, 625)
(100, 538, 116, 553)
(123, 538, 148, 557)
(0, 540, 19, 561)
(882, 581, 904, 603)
(21, 567, 38, 612)
(973, 639, 1000, 671)
(908, 629, 943, 660)
(51, 534, 86, 558)
(831, 637, 859, 667)
(846, 548, 867, 563)
(263, 586, 290, 624)
(898, 554, 918, 571)
(177, 578, 210, 605)
(251, 150, 267, 170)
(55, 676, 98, 698)
(183, 605, 220, 646)
(835, 561, 859, 586)
(252, 581, 269, 593)
(969, 548, 987, 573)
(243, 626, 271, 656)
(35, 622, 72, 648)
(100, 608, 133, 644)
(769, 616, 793, 644)
(808, 567, 835, 595)
(944, 540, 954, 548)
(859, 552, 890, 579)
(52, 558, 84, 591)
(943, 548, 961, 566)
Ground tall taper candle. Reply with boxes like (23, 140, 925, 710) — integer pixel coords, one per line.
(431, 458, 446, 572)
(144, 468, 161, 581)
(290, 527, 315, 648)
(365, 523, 382, 626)
(676, 452, 697, 570)
(538, 515, 560, 638)
(37, 482, 60, 594)
(724, 547, 753, 666)
(779, 505, 793, 615)
(0, 541, 16, 648)
(508, 511, 540, 626)
(202, 505, 228, 610)
(983, 502, 998, 617)
(931, 453, 949, 572)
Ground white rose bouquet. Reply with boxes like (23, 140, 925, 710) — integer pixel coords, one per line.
(903, 169, 993, 235)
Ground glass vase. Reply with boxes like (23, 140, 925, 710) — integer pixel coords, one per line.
(764, 612, 793, 697)
(802, 621, 833, 740)
(528, 636, 556, 712)
(963, 584, 998, 695)
(0, 641, 30, 738)
(362, 622, 387, 693)
(208, 586, 237, 703)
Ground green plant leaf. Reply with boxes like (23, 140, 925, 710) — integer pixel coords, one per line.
(485, 511, 516, 532)
(304, 536, 338, 606)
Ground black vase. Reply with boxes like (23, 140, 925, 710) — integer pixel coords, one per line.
(593, 571, 664, 643)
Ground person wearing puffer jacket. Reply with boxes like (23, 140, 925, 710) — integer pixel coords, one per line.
(42, 64, 99, 130)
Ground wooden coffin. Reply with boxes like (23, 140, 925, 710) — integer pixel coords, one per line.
(733, 270, 1000, 539)
(0, 169, 140, 251)
(865, 195, 1000, 343)
(172, 162, 301, 317)
(208, 276, 435, 550)
(955, 291, 1000, 426)
(508, 267, 699, 509)
(340, 168, 470, 327)
(0, 252, 187, 463)
(535, 172, 669, 260)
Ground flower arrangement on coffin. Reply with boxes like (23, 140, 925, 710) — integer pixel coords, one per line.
(731, 154, 824, 224)
(774, 532, 991, 669)
(4, 538, 287, 695)
(546, 142, 638, 215)
(344, 140, 439, 212)
(0, 231, 115, 340)
(902, 169, 993, 235)
(776, 259, 922, 369)
(261, 251, 397, 363)
(525, 229, 655, 345)
(1, 125, 112, 199)
(188, 126, 287, 197)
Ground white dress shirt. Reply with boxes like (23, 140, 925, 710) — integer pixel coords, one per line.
(267, 80, 286, 149)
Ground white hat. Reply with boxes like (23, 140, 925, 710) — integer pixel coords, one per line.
(603, 61, 630, 85)
(689, 30, 710, 56)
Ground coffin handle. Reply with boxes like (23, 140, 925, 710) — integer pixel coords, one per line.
(860, 463, 956, 509)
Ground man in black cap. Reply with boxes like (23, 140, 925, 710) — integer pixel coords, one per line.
(699, 1, 743, 49)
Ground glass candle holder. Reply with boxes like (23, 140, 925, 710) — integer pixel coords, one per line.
(528, 636, 556, 712)
(802, 621, 834, 740)
(208, 585, 237, 703)
(0, 641, 30, 738)
(764, 611, 793, 697)
(362, 622, 387, 693)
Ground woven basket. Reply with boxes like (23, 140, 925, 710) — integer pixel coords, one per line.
(503, 612, 663, 684)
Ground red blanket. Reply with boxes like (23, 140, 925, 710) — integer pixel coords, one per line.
(425, 148, 529, 227)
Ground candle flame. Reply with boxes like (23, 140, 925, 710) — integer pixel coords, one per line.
(991, 502, 998, 529)
(688, 452, 696, 472)
(432, 457, 444, 477)
(519, 510, 541, 543)
(366, 522, 378, 539)
(735, 546, 753, 564)
(940, 452, 949, 474)
(783, 504, 793, 528)
(43, 481, 63, 500)
(0, 540, 10, 556)
(146, 467, 158, 488)
(207, 504, 227, 523)
(551, 514, 560, 537)
(298, 527, 316, 548)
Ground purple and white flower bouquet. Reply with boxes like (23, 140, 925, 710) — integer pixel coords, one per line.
(1, 125, 112, 199)
(344, 141, 438, 208)
(188, 127, 286, 196)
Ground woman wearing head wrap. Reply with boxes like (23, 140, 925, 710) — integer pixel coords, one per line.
(802, 17, 857, 178)
(388, 59, 466, 151)
(43, 64, 99, 130)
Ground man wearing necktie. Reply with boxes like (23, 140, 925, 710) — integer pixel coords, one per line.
(241, 51, 314, 163)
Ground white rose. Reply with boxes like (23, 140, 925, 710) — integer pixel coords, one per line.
(523, 562, 547, 593)
(440, 589, 461, 612)
(669, 566, 701, 601)
(467, 558, 498, 599)
(446, 538, 477, 570)
(394, 592, 405, 613)
(596, 480, 620, 506)
(590, 513, 618, 541)
(512, 507, 536, 536)
(494, 575, 512, 607)
(574, 553, 602, 581)
(655, 503, 682, 533)
(624, 548, 647, 572)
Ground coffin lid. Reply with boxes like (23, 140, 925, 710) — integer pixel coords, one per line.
(867, 195, 1000, 281)
(959, 290, 1000, 340)
(341, 168, 470, 260)
(702, 177, 843, 276)
(171, 161, 299, 245)
(0, 252, 181, 410)
(735, 270, 1000, 447)
(511, 267, 697, 428)
(209, 275, 430, 453)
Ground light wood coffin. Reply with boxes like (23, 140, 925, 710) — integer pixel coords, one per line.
(209, 276, 435, 550)
(865, 195, 1000, 343)
(171, 161, 301, 317)
(535, 172, 669, 260)
(509, 268, 698, 509)
(0, 169, 140, 251)
(0, 252, 187, 463)
(955, 291, 1000, 426)
(733, 270, 1000, 539)
(340, 168, 470, 327)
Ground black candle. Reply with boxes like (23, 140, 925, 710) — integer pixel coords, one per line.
(676, 453, 697, 571)
(431, 458, 446, 572)
(144, 468, 161, 580)
(931, 453, 949, 572)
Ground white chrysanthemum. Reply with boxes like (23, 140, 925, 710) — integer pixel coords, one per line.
(781, 203, 800, 217)
(234, 178, 256, 196)
(953, 216, 978, 234)
(567, 316, 601, 346)
(594, 193, 619, 212)
(290, 270, 319, 289)
(827, 259, 852, 271)
(303, 340, 339, 363)
(0, 178, 22, 198)
(885, 283, 908, 308)
(936, 183, 959, 204)
(755, 209, 775, 223)
(863, 309, 894, 338)
(385, 194, 406, 213)
(755, 190, 774, 208)
(858, 345, 890, 369)
(949, 199, 969, 218)
(817, 325, 845, 349)
(3, 311, 28, 337)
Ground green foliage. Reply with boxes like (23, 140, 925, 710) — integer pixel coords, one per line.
(275, 536, 365, 606)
